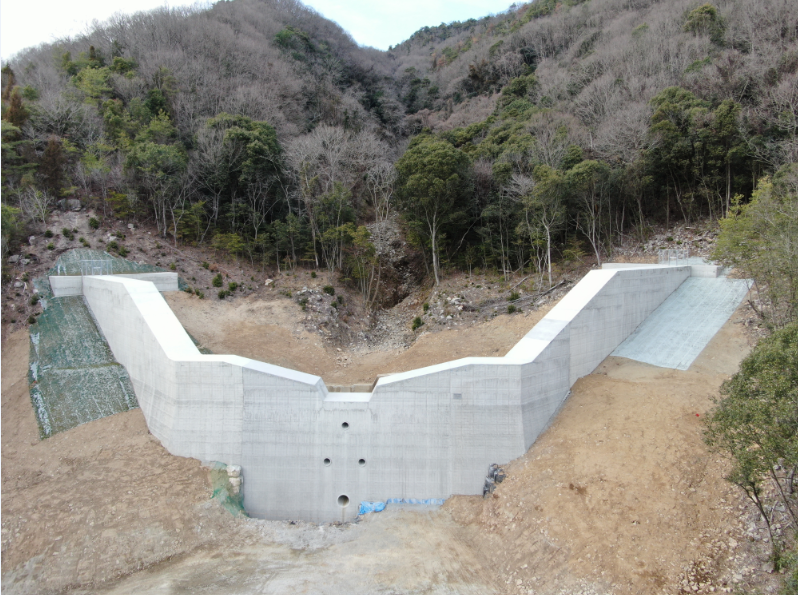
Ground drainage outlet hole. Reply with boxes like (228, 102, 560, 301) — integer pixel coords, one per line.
(358, 459, 366, 467)
(338, 495, 349, 507)
(323, 458, 331, 466)
(341, 422, 349, 429)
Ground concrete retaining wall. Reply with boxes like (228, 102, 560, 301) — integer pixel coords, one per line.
(78, 265, 690, 522)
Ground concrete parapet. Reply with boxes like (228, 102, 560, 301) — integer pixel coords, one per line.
(50, 272, 178, 297)
(48, 275, 84, 297)
(688, 264, 723, 278)
(79, 265, 691, 522)
(601, 261, 722, 278)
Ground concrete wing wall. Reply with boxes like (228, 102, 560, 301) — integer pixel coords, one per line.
(81, 276, 325, 467)
(511, 266, 689, 447)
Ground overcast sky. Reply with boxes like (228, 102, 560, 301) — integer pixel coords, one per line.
(1, 0, 518, 61)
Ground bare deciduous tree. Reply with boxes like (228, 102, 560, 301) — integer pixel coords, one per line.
(19, 187, 54, 227)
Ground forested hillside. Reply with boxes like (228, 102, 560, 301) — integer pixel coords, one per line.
(2, 0, 797, 299)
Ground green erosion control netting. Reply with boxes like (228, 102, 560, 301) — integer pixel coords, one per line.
(47, 248, 189, 290)
(209, 462, 246, 517)
(29, 294, 138, 439)
(49, 248, 162, 275)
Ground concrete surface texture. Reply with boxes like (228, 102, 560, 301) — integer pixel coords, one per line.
(65, 265, 696, 522)
(612, 277, 751, 370)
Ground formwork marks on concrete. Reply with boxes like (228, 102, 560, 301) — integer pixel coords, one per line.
(612, 277, 750, 370)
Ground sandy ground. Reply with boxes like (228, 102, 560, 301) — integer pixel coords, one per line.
(2, 284, 782, 594)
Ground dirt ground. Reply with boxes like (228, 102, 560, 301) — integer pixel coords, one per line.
(2, 283, 784, 594)
(164, 290, 555, 386)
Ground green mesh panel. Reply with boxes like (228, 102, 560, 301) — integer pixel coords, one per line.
(29, 291, 138, 439)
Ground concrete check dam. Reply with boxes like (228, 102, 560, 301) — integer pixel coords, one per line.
(48, 262, 748, 522)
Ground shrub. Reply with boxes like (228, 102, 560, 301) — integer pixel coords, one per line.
(311, 271, 317, 278)
(337, 295, 344, 305)
(21, 273, 29, 281)
(169, 262, 177, 271)
(202, 261, 210, 269)
(28, 315, 36, 324)
(704, 322, 798, 559)
(228, 282, 238, 292)
(218, 289, 229, 299)
(212, 273, 223, 287)
(412, 316, 424, 330)
(107, 240, 119, 251)
(507, 305, 517, 314)
(46, 243, 54, 250)
(29, 294, 40, 306)
(118, 246, 129, 257)
(88, 217, 99, 229)
(509, 291, 520, 301)
(44, 230, 53, 238)
(299, 297, 308, 311)
(196, 291, 205, 299)
(423, 302, 429, 312)
(323, 285, 335, 296)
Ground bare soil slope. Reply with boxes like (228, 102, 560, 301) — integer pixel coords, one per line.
(447, 314, 768, 594)
(1, 328, 243, 594)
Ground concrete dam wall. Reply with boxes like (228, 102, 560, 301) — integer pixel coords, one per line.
(73, 265, 693, 522)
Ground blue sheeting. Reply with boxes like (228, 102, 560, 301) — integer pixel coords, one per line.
(358, 501, 386, 515)
(358, 498, 446, 515)
(386, 498, 446, 506)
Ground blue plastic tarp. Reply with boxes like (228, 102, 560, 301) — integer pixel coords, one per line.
(385, 498, 446, 506)
(358, 501, 386, 515)
(358, 498, 446, 515)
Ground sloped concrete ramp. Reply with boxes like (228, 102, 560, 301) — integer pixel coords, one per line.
(612, 277, 750, 370)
